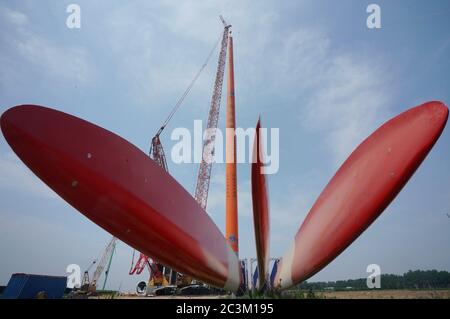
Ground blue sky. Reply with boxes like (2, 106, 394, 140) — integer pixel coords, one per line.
(0, 0, 449, 292)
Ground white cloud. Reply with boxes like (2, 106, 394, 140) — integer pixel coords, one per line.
(275, 28, 393, 165)
(206, 175, 226, 216)
(302, 53, 391, 164)
(1, 6, 28, 26)
(238, 185, 252, 217)
(14, 34, 94, 83)
(0, 5, 95, 85)
(96, 0, 287, 113)
(207, 169, 252, 217)
(98, 2, 218, 111)
(269, 183, 315, 250)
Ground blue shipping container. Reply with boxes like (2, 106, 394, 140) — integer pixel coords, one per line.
(2, 273, 67, 299)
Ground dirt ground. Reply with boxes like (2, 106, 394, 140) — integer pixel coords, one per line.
(111, 289, 450, 299)
(115, 295, 223, 299)
(317, 289, 450, 299)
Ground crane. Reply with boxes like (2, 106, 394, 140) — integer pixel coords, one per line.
(149, 15, 230, 209)
(194, 15, 231, 209)
(129, 17, 231, 293)
(148, 16, 228, 176)
(81, 236, 117, 293)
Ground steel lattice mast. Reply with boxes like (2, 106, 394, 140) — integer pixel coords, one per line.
(91, 236, 117, 287)
(136, 16, 231, 290)
(194, 16, 231, 210)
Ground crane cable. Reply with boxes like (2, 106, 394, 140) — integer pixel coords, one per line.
(154, 34, 222, 138)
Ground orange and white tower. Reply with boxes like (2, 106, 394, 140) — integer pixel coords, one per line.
(225, 36, 239, 255)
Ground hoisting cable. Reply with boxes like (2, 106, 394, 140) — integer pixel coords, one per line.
(152, 34, 222, 139)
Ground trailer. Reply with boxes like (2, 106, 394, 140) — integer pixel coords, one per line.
(2, 273, 67, 299)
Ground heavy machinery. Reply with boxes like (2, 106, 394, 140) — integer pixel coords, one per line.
(131, 252, 196, 295)
(130, 16, 232, 294)
(129, 252, 170, 293)
(80, 236, 117, 293)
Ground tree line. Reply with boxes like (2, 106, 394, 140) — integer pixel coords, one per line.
(297, 270, 450, 290)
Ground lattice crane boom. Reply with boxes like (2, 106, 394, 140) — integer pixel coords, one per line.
(194, 17, 231, 210)
(91, 236, 117, 286)
(133, 17, 231, 289)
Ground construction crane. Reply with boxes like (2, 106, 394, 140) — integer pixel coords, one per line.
(129, 251, 170, 285)
(194, 15, 231, 210)
(129, 17, 231, 294)
(81, 236, 117, 293)
(150, 134, 168, 172)
(129, 251, 149, 275)
(149, 15, 230, 209)
(148, 16, 227, 174)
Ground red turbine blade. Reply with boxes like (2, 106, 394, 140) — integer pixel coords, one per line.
(1, 105, 242, 292)
(275, 101, 448, 289)
(251, 118, 270, 289)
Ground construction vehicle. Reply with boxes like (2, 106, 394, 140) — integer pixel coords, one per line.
(80, 236, 117, 294)
(129, 252, 169, 293)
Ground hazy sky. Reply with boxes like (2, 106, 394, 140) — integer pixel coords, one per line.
(0, 0, 449, 292)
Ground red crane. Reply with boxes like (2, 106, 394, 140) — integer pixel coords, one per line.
(129, 16, 231, 289)
(194, 15, 231, 209)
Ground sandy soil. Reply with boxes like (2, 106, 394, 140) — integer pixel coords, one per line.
(318, 289, 450, 299)
(99, 289, 450, 299)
